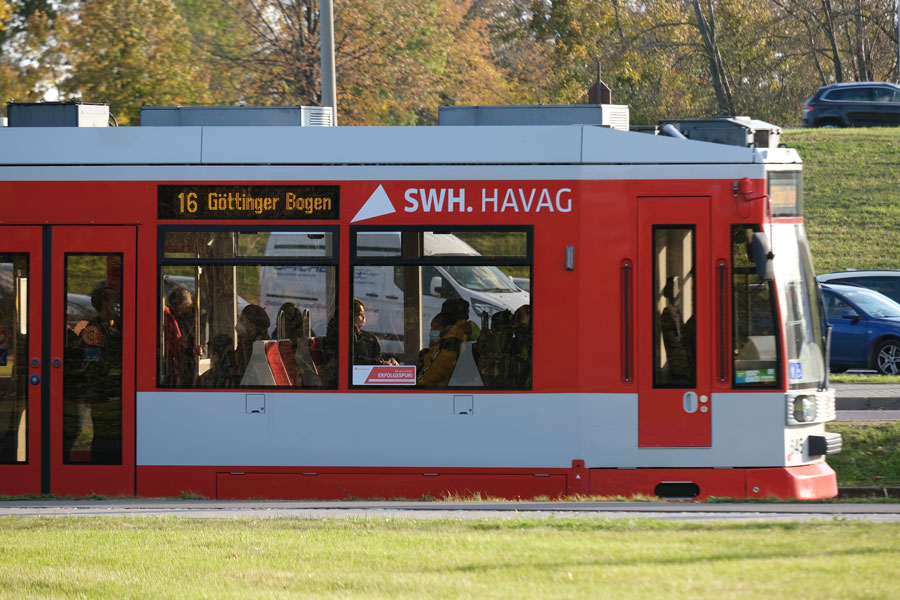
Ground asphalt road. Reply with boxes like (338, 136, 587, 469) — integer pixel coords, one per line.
(1, 499, 898, 522)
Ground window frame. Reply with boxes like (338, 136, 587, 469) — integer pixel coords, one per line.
(348, 225, 534, 390)
(156, 225, 340, 389)
(651, 225, 697, 389)
(730, 224, 782, 390)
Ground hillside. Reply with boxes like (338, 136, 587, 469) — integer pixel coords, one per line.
(781, 128, 900, 274)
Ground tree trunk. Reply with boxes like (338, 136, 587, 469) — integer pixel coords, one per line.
(852, 0, 871, 80)
(821, 0, 844, 81)
(690, 0, 736, 116)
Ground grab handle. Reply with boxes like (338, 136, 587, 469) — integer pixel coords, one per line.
(621, 260, 633, 382)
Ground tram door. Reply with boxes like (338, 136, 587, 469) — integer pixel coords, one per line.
(637, 197, 711, 447)
(0, 227, 43, 494)
(0, 226, 135, 496)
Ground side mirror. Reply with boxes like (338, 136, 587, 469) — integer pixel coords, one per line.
(751, 232, 775, 281)
(841, 309, 859, 321)
(429, 276, 444, 297)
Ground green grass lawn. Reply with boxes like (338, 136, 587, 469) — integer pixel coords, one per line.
(827, 421, 900, 487)
(0, 517, 897, 599)
(781, 128, 900, 274)
(829, 373, 900, 383)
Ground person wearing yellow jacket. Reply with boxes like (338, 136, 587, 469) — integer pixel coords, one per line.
(417, 312, 473, 387)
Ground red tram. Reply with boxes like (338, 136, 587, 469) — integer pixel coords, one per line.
(0, 103, 841, 500)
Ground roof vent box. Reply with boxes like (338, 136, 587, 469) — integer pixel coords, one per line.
(438, 104, 630, 131)
(140, 105, 334, 126)
(7, 102, 109, 127)
(657, 117, 782, 148)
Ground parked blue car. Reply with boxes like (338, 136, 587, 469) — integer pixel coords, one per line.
(820, 283, 900, 374)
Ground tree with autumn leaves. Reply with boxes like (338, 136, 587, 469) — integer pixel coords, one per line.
(1, 0, 898, 126)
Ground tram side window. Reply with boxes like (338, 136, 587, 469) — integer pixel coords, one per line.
(350, 229, 532, 389)
(731, 226, 780, 387)
(652, 227, 696, 388)
(158, 229, 337, 389)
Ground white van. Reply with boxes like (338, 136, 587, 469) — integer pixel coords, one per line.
(259, 232, 529, 354)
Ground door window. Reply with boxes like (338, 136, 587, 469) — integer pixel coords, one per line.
(0, 255, 28, 464)
(63, 254, 123, 465)
(653, 227, 696, 388)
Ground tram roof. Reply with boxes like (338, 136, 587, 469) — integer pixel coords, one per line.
(0, 124, 799, 167)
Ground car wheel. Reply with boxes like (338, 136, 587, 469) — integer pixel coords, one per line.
(874, 339, 900, 375)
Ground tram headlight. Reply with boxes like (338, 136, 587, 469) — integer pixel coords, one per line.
(792, 395, 817, 423)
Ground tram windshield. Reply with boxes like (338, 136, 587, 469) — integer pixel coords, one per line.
(771, 222, 826, 389)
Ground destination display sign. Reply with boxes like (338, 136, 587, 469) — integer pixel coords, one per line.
(158, 185, 340, 220)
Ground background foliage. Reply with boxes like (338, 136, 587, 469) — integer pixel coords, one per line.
(1, 0, 898, 126)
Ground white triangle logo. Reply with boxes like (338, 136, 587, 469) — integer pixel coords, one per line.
(352, 184, 396, 223)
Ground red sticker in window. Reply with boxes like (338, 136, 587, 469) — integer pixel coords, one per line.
(353, 365, 416, 385)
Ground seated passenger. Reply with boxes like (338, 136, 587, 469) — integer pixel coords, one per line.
(272, 302, 304, 344)
(234, 304, 271, 382)
(315, 315, 338, 388)
(417, 310, 472, 387)
(200, 333, 240, 387)
(273, 301, 320, 386)
(353, 298, 398, 366)
(164, 286, 200, 386)
(475, 305, 532, 389)
(442, 298, 479, 340)
(513, 304, 533, 387)
(659, 275, 692, 384)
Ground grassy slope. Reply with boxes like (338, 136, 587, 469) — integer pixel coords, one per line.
(827, 421, 900, 486)
(781, 129, 900, 487)
(781, 128, 900, 274)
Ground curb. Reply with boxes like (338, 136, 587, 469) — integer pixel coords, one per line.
(836, 398, 900, 410)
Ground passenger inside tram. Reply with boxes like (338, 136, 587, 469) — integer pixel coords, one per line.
(163, 286, 200, 386)
(234, 304, 270, 381)
(659, 275, 693, 385)
(271, 302, 304, 347)
(417, 299, 475, 386)
(475, 305, 532, 388)
(272, 302, 320, 386)
(200, 333, 240, 388)
(352, 298, 398, 366)
(321, 316, 339, 384)
(76, 286, 122, 464)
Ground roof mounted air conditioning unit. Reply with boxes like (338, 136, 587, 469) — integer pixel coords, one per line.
(7, 102, 110, 127)
(140, 106, 335, 127)
(656, 117, 781, 148)
(438, 104, 630, 131)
